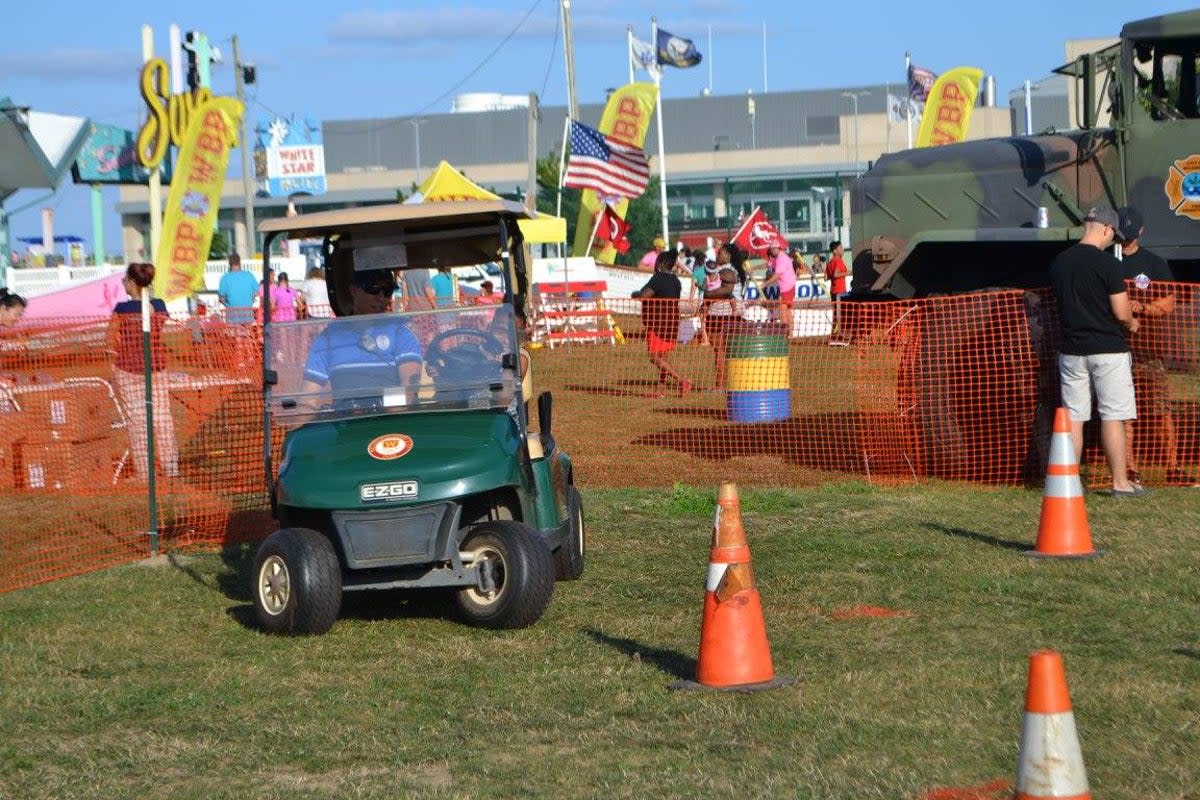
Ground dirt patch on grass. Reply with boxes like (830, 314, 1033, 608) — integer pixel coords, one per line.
(830, 604, 914, 620)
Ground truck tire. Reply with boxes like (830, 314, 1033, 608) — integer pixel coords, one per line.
(253, 528, 342, 635)
(553, 486, 586, 581)
(456, 521, 555, 629)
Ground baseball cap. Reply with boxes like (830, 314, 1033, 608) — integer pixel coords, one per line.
(1083, 206, 1125, 240)
(351, 268, 396, 291)
(1116, 206, 1143, 242)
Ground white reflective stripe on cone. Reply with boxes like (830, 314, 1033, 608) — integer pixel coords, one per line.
(1015, 711, 1089, 796)
(1044, 474, 1084, 499)
(1048, 433, 1077, 467)
(706, 562, 729, 593)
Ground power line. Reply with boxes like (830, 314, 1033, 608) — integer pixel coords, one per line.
(412, 0, 544, 115)
(540, 1, 561, 100)
(333, 0, 546, 133)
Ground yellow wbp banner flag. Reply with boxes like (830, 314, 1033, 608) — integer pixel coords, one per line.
(915, 67, 983, 148)
(571, 82, 658, 263)
(155, 96, 244, 301)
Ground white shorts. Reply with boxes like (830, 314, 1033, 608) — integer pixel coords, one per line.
(1059, 352, 1137, 422)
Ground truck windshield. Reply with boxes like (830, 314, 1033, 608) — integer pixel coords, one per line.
(1134, 40, 1200, 120)
(268, 303, 519, 425)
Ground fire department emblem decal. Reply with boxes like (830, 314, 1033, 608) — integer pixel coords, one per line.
(1164, 155, 1200, 220)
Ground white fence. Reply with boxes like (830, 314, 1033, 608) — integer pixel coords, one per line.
(5, 257, 310, 299)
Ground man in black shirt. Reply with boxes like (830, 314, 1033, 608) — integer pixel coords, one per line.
(633, 250, 690, 397)
(1048, 205, 1141, 495)
(1117, 206, 1198, 487)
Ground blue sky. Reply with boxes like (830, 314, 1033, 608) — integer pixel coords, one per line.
(3, 0, 1196, 257)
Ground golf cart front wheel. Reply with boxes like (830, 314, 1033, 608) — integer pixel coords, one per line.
(253, 528, 342, 635)
(456, 522, 554, 629)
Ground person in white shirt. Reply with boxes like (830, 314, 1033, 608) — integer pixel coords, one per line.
(302, 266, 331, 317)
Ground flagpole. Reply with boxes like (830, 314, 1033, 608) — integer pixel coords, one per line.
(651, 17, 670, 247)
(905, 51, 913, 150)
(585, 202, 607, 256)
(761, 21, 768, 93)
(627, 25, 635, 84)
(555, 116, 570, 219)
(707, 24, 713, 94)
(562, 0, 579, 120)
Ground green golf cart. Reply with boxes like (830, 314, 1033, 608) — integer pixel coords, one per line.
(251, 200, 584, 634)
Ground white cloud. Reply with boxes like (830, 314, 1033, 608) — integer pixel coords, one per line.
(0, 49, 140, 81)
(330, 8, 554, 43)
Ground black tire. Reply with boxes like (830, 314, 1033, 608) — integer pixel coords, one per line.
(253, 527, 342, 635)
(456, 521, 555, 629)
(553, 487, 586, 581)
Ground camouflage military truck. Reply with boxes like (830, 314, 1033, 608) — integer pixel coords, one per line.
(852, 10, 1200, 294)
(847, 10, 1200, 481)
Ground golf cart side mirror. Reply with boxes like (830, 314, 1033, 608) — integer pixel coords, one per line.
(537, 391, 552, 438)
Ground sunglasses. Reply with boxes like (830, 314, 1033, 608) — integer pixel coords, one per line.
(356, 282, 396, 296)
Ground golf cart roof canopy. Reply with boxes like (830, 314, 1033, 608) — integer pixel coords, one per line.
(258, 199, 533, 240)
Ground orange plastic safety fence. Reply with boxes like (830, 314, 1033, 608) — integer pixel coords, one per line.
(0, 285, 1196, 594)
(528, 287, 1199, 489)
(0, 313, 268, 593)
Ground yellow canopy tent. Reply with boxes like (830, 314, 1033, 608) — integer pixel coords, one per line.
(413, 160, 566, 244)
(413, 160, 500, 202)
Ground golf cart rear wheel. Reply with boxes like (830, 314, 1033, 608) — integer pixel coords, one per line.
(554, 486, 586, 581)
(456, 522, 554, 629)
(253, 528, 342, 635)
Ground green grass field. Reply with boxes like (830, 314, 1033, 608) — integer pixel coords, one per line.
(2, 484, 1198, 799)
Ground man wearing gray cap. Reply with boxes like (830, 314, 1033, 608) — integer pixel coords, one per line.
(1048, 206, 1142, 495)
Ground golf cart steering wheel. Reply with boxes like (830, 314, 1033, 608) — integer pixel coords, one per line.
(425, 327, 505, 378)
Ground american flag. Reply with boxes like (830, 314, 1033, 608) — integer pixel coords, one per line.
(563, 120, 650, 200)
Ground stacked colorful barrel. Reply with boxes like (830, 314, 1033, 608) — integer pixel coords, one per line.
(725, 323, 791, 423)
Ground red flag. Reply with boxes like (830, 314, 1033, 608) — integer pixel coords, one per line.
(730, 206, 786, 257)
(594, 204, 632, 254)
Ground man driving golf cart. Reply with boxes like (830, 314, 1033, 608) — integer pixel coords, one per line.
(252, 200, 584, 636)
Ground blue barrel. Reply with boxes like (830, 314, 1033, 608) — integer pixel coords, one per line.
(725, 322, 791, 423)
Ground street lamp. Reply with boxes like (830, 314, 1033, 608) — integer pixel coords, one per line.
(410, 118, 429, 182)
(841, 91, 870, 175)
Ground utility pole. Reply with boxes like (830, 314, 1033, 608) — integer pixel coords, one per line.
(526, 93, 540, 213)
(233, 35, 256, 258)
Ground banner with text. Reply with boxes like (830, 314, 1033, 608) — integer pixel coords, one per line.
(916, 67, 983, 148)
(155, 97, 244, 301)
(570, 82, 658, 264)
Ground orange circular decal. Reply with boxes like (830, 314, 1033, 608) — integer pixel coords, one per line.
(367, 434, 414, 460)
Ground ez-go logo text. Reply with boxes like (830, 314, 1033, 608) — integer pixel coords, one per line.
(360, 481, 419, 502)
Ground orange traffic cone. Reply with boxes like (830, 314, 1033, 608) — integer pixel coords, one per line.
(671, 482, 792, 692)
(1028, 408, 1102, 559)
(1014, 650, 1090, 800)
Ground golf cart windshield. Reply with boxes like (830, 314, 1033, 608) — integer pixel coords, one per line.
(268, 303, 519, 425)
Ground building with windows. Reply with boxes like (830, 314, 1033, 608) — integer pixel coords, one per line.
(117, 82, 1016, 261)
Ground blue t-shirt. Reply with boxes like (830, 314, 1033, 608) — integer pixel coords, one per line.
(431, 272, 455, 307)
(303, 320, 423, 404)
(218, 270, 260, 323)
